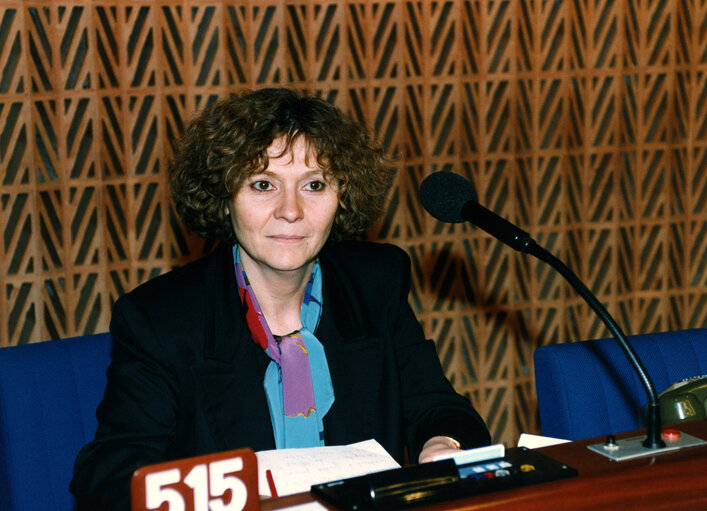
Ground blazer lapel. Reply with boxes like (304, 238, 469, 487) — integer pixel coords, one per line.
(190, 244, 276, 452)
(318, 254, 384, 446)
(190, 349, 275, 453)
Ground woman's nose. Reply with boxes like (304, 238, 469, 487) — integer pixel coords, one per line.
(274, 189, 304, 222)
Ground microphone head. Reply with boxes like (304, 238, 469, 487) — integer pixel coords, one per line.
(419, 172, 478, 223)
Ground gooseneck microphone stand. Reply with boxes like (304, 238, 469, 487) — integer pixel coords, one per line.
(515, 237, 665, 450)
(458, 197, 666, 452)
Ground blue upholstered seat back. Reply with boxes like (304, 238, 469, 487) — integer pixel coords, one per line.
(0, 333, 113, 511)
(534, 328, 707, 441)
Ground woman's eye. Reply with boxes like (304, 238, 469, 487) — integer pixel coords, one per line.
(305, 180, 326, 192)
(252, 180, 273, 191)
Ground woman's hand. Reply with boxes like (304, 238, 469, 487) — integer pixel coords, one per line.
(418, 435, 462, 463)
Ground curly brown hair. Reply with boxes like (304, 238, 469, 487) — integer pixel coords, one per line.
(169, 88, 394, 243)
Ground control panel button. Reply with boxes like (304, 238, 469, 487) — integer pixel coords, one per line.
(662, 428, 681, 441)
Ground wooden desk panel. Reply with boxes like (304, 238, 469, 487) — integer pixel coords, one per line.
(262, 421, 707, 511)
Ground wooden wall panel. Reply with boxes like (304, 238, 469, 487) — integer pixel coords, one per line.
(1, 0, 706, 446)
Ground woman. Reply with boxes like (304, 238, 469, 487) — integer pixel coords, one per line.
(71, 88, 490, 509)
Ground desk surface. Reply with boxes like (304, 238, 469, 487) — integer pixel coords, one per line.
(262, 420, 707, 511)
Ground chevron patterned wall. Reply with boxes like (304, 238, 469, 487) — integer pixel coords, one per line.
(1, 0, 706, 446)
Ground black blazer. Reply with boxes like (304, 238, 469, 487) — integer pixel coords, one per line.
(71, 241, 490, 510)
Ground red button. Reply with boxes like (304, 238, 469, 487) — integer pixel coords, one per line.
(662, 428, 681, 441)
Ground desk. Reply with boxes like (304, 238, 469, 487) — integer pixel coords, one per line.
(262, 420, 707, 510)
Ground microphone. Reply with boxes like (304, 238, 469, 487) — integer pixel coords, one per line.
(419, 171, 666, 453)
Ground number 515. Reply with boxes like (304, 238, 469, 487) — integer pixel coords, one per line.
(131, 448, 259, 511)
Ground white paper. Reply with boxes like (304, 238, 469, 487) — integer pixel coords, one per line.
(256, 439, 400, 497)
(431, 443, 505, 463)
(517, 433, 570, 449)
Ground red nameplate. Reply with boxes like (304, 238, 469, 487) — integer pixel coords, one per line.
(131, 448, 259, 511)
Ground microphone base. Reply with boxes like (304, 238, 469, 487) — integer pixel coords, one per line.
(587, 430, 706, 461)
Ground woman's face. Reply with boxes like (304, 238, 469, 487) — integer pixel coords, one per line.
(228, 137, 339, 278)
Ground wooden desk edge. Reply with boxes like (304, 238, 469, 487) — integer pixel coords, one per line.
(261, 421, 707, 511)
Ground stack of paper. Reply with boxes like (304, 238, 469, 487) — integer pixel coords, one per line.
(256, 439, 401, 497)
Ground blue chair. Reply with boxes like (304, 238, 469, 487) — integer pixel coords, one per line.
(534, 328, 707, 441)
(0, 333, 113, 511)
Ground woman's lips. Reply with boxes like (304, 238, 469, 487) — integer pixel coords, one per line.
(268, 235, 307, 242)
